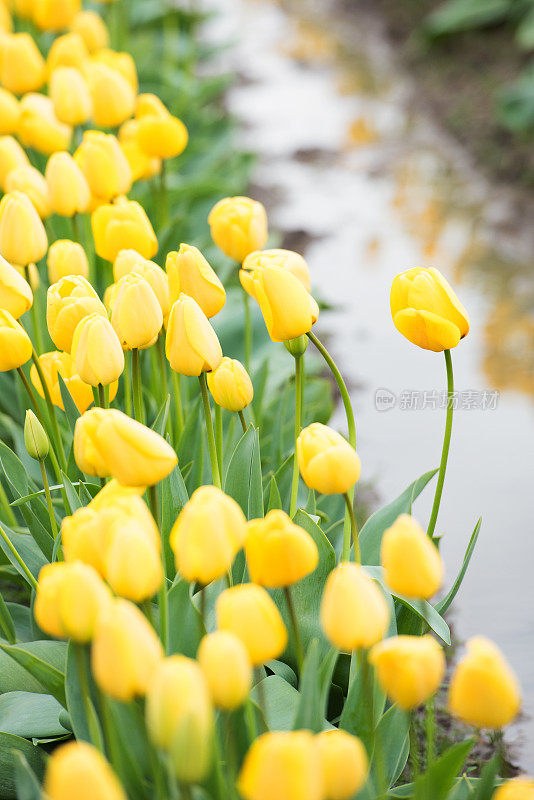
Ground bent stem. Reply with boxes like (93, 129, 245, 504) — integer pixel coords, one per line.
(284, 586, 304, 673)
(289, 354, 303, 518)
(149, 484, 168, 655)
(40, 461, 58, 539)
(238, 410, 247, 434)
(198, 373, 221, 489)
(427, 349, 454, 540)
(343, 492, 360, 563)
(132, 348, 145, 423)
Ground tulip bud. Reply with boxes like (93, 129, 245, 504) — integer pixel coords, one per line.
(0, 33, 46, 95)
(216, 583, 288, 666)
(92, 598, 163, 701)
(135, 93, 188, 159)
(165, 294, 222, 376)
(492, 778, 534, 800)
(245, 509, 319, 588)
(70, 10, 109, 54)
(284, 335, 308, 358)
(92, 198, 158, 262)
(0, 254, 33, 318)
(316, 730, 369, 800)
(0, 190, 48, 267)
(0, 309, 33, 371)
(44, 741, 127, 800)
(30, 350, 112, 414)
(297, 423, 361, 495)
(47, 274, 107, 353)
(238, 731, 322, 800)
(71, 313, 124, 386)
(448, 636, 521, 728)
(104, 517, 163, 602)
(34, 561, 111, 642)
(4, 164, 51, 219)
(45, 152, 91, 218)
(114, 250, 170, 319)
(166, 244, 225, 318)
(111, 272, 163, 350)
(208, 196, 268, 263)
(85, 61, 135, 129)
(170, 485, 246, 584)
(47, 239, 89, 283)
(18, 94, 72, 155)
(390, 267, 469, 351)
(369, 634, 446, 710)
(241, 248, 311, 294)
(24, 409, 49, 461)
(381, 514, 443, 599)
(46, 31, 89, 74)
(207, 357, 253, 412)
(198, 631, 252, 710)
(0, 136, 29, 190)
(0, 89, 20, 135)
(33, 0, 80, 32)
(321, 564, 389, 651)
(118, 118, 161, 181)
(50, 66, 93, 126)
(74, 408, 177, 486)
(74, 130, 131, 202)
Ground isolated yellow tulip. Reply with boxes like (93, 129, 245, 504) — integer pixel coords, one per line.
(250, 265, 319, 342)
(47, 274, 106, 353)
(297, 423, 361, 495)
(0, 33, 46, 94)
(104, 517, 163, 602)
(0, 254, 32, 318)
(381, 514, 443, 599)
(92, 598, 163, 701)
(369, 635, 446, 710)
(217, 583, 287, 666)
(93, 49, 138, 91)
(316, 730, 369, 800)
(0, 136, 29, 189)
(0, 309, 32, 370)
(30, 350, 109, 413)
(390, 267, 469, 352)
(111, 272, 163, 350)
(208, 196, 268, 263)
(44, 742, 127, 800)
(166, 244, 225, 318)
(245, 510, 319, 588)
(33, 0, 80, 31)
(114, 250, 170, 319)
(146, 655, 214, 784)
(74, 130, 131, 202)
(0, 190, 47, 267)
(170, 485, 246, 584)
(241, 248, 311, 295)
(18, 93, 72, 155)
(74, 407, 177, 485)
(92, 198, 158, 262)
(238, 731, 321, 800)
(86, 61, 135, 129)
(47, 31, 89, 74)
(493, 778, 534, 800)
(135, 93, 188, 159)
(321, 563, 389, 651)
(0, 88, 20, 134)
(50, 66, 92, 126)
(118, 118, 161, 181)
(448, 636, 521, 728)
(47, 239, 89, 284)
(165, 294, 223, 376)
(70, 10, 109, 53)
(71, 313, 125, 386)
(198, 631, 252, 710)
(4, 164, 51, 219)
(207, 357, 253, 412)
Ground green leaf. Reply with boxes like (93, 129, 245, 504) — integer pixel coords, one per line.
(152, 395, 170, 436)
(0, 691, 69, 738)
(0, 523, 47, 584)
(167, 578, 205, 658)
(516, 7, 534, 49)
(293, 639, 323, 732)
(225, 426, 264, 519)
(102, 698, 152, 800)
(0, 441, 29, 498)
(423, 0, 511, 38)
(414, 739, 474, 800)
(65, 642, 102, 746)
(57, 374, 80, 432)
(0, 592, 16, 644)
(0, 642, 66, 707)
(374, 705, 409, 788)
(266, 476, 282, 512)
(470, 753, 501, 800)
(0, 733, 45, 799)
(159, 463, 188, 578)
(340, 655, 385, 755)
(11, 750, 42, 800)
(61, 471, 82, 513)
(435, 518, 481, 615)
(6, 603, 32, 643)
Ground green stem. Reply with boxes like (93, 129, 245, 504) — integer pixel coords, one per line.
(31, 351, 67, 472)
(427, 349, 454, 540)
(198, 373, 221, 489)
(71, 212, 81, 243)
(132, 348, 145, 423)
(149, 484, 168, 655)
(289, 355, 303, 518)
(159, 159, 169, 227)
(25, 266, 43, 354)
(245, 698, 257, 744)
(157, 334, 171, 438)
(243, 290, 252, 373)
(97, 383, 108, 409)
(74, 643, 104, 751)
(214, 403, 223, 480)
(171, 370, 184, 441)
(409, 711, 420, 780)
(426, 696, 435, 766)
(284, 586, 304, 674)
(238, 410, 247, 434)
(343, 492, 360, 563)
(0, 524, 38, 590)
(40, 460, 58, 539)
(123, 350, 133, 417)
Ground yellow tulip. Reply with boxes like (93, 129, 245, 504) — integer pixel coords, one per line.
(85, 61, 135, 129)
(0, 190, 47, 267)
(45, 152, 91, 217)
(297, 423, 361, 495)
(32, 0, 80, 32)
(69, 11, 109, 54)
(0, 253, 32, 318)
(74, 407, 177, 486)
(71, 313, 124, 386)
(207, 357, 253, 412)
(0, 2, 12, 32)
(245, 509, 319, 588)
(241, 248, 311, 295)
(47, 31, 89, 74)
(91, 598, 163, 701)
(44, 741, 127, 800)
(216, 583, 287, 666)
(74, 130, 131, 202)
(369, 634, 446, 710)
(0, 309, 32, 371)
(111, 272, 163, 350)
(46, 274, 106, 353)
(198, 631, 252, 710)
(208, 196, 268, 263)
(47, 239, 89, 283)
(49, 66, 92, 126)
(0, 135, 29, 189)
(321, 563, 389, 651)
(4, 164, 51, 219)
(316, 730, 369, 800)
(250, 265, 319, 342)
(448, 636, 521, 728)
(0, 33, 46, 95)
(135, 93, 188, 159)
(381, 514, 443, 599)
(104, 516, 163, 602)
(0, 88, 20, 134)
(118, 118, 161, 181)
(165, 294, 222, 376)
(390, 267, 469, 352)
(18, 93, 72, 155)
(492, 778, 534, 800)
(92, 49, 138, 91)
(5, 0, 33, 19)
(166, 244, 225, 318)
(238, 731, 322, 800)
(114, 250, 170, 319)
(30, 350, 109, 414)
(170, 485, 246, 584)
(61, 506, 107, 573)
(92, 198, 158, 262)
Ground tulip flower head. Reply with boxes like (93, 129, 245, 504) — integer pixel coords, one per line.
(135, 93, 188, 159)
(24, 409, 49, 461)
(238, 731, 322, 800)
(104, 516, 163, 602)
(18, 93, 72, 155)
(297, 423, 361, 495)
(4, 164, 51, 219)
(245, 509, 319, 588)
(74, 130, 132, 202)
(316, 730, 369, 800)
(111, 272, 163, 350)
(46, 31, 89, 73)
(165, 294, 222, 376)
(0, 136, 29, 189)
(0, 309, 33, 371)
(0, 33, 46, 95)
(49, 65, 93, 127)
(207, 356, 253, 412)
(0, 254, 33, 318)
(30, 350, 108, 414)
(492, 778, 534, 800)
(44, 742, 127, 800)
(0, 190, 48, 267)
(198, 631, 252, 710)
(47, 239, 89, 283)
(369, 634, 446, 710)
(45, 152, 91, 217)
(86, 61, 136, 129)
(47, 274, 107, 353)
(33, 0, 81, 32)
(114, 250, 170, 320)
(166, 244, 226, 318)
(0, 89, 20, 135)
(92, 198, 158, 262)
(241, 248, 311, 294)
(70, 11, 110, 54)
(381, 514, 443, 599)
(118, 118, 161, 181)
(249, 264, 319, 343)
(208, 196, 268, 263)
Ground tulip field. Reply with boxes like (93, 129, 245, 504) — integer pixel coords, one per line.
(0, 1, 530, 799)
